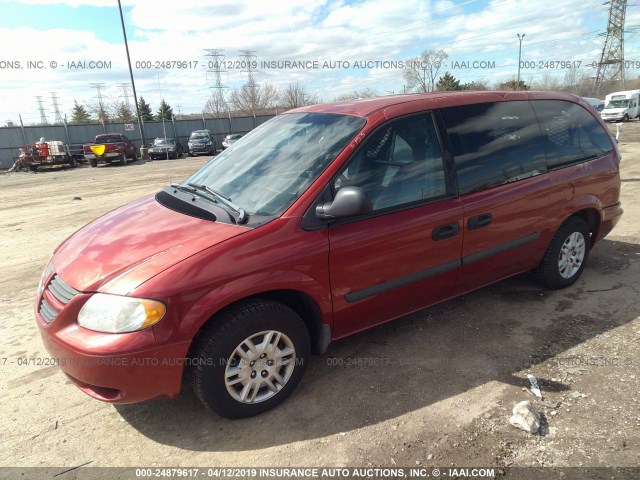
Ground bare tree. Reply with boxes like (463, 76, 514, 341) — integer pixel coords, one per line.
(282, 82, 318, 110)
(533, 72, 563, 91)
(229, 81, 280, 115)
(204, 91, 229, 117)
(403, 49, 449, 93)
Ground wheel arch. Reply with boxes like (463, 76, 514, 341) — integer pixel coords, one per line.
(568, 207, 601, 247)
(186, 289, 330, 363)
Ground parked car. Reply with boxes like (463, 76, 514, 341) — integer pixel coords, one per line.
(35, 92, 622, 419)
(188, 130, 216, 156)
(83, 133, 137, 167)
(222, 133, 243, 149)
(149, 138, 183, 160)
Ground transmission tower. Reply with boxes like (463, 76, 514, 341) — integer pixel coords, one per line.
(117, 83, 132, 107)
(90, 82, 107, 121)
(35, 96, 49, 125)
(205, 49, 229, 116)
(238, 49, 257, 86)
(594, 0, 627, 95)
(50, 92, 64, 124)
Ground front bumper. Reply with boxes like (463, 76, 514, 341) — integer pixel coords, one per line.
(601, 115, 625, 122)
(84, 152, 122, 162)
(35, 273, 189, 403)
(149, 150, 177, 159)
(188, 144, 214, 155)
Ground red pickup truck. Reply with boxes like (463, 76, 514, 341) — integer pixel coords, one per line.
(83, 133, 138, 167)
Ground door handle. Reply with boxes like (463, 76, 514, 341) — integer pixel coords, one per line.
(432, 222, 460, 241)
(467, 213, 492, 231)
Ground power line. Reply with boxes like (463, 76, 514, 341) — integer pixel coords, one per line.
(89, 82, 107, 121)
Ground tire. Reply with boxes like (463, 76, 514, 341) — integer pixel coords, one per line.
(29, 164, 39, 172)
(121, 153, 128, 165)
(624, 114, 629, 122)
(131, 150, 138, 162)
(535, 217, 591, 289)
(191, 300, 310, 419)
(69, 157, 77, 168)
(89, 158, 98, 168)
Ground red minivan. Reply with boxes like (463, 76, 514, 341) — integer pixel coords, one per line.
(36, 91, 623, 418)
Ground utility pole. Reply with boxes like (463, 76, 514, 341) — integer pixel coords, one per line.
(50, 92, 64, 124)
(516, 33, 525, 91)
(35, 96, 49, 125)
(594, 0, 627, 95)
(117, 0, 147, 148)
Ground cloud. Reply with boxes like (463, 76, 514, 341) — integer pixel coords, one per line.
(0, 0, 636, 121)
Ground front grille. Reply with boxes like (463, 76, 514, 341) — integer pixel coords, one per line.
(39, 274, 79, 324)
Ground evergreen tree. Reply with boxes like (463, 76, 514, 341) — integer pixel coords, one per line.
(138, 96, 154, 121)
(114, 102, 135, 122)
(498, 79, 529, 91)
(70, 100, 91, 124)
(436, 72, 462, 91)
(155, 99, 173, 121)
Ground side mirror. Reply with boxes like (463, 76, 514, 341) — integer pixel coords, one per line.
(316, 186, 373, 220)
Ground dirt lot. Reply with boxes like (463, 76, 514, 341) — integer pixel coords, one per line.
(1, 126, 639, 479)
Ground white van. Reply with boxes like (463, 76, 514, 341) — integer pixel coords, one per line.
(601, 90, 640, 122)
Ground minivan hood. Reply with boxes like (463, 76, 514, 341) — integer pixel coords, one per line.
(52, 194, 248, 295)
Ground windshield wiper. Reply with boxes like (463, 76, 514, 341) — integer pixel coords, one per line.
(187, 183, 247, 224)
(170, 183, 197, 195)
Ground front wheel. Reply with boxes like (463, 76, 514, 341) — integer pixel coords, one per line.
(535, 217, 590, 289)
(121, 153, 128, 165)
(191, 300, 310, 418)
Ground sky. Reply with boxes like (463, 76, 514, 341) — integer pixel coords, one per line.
(1, 0, 640, 125)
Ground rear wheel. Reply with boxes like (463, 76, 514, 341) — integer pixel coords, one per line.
(121, 153, 128, 165)
(89, 158, 98, 168)
(535, 217, 590, 289)
(69, 157, 77, 168)
(191, 300, 310, 418)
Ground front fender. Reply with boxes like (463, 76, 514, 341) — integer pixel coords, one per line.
(152, 269, 332, 345)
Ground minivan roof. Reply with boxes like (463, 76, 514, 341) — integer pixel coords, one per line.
(292, 91, 584, 117)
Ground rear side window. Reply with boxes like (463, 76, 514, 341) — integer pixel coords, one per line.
(530, 100, 614, 169)
(441, 101, 547, 195)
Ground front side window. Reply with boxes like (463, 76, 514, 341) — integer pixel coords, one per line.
(441, 101, 547, 195)
(333, 113, 447, 212)
(531, 100, 614, 169)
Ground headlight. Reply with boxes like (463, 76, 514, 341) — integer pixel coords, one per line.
(206, 141, 212, 146)
(78, 293, 166, 333)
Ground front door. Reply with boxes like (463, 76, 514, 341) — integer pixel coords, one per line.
(327, 113, 463, 338)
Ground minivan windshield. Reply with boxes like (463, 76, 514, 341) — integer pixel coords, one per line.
(182, 112, 365, 217)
